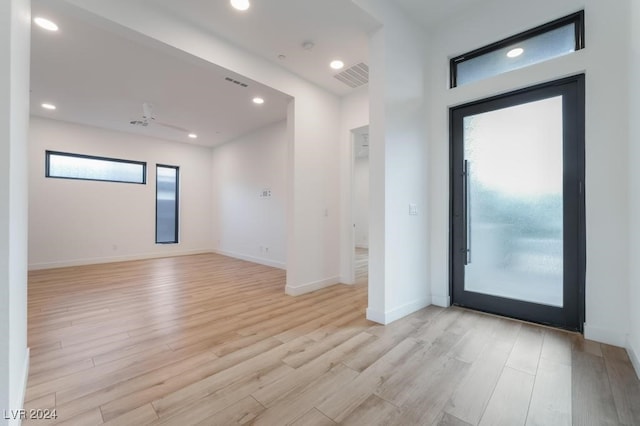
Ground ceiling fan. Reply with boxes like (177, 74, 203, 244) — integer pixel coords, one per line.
(129, 102, 191, 134)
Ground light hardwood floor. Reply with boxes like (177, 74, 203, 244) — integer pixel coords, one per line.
(25, 252, 640, 425)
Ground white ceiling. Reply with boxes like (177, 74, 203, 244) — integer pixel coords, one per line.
(150, 0, 380, 96)
(389, 0, 487, 29)
(30, 0, 484, 147)
(30, 1, 292, 147)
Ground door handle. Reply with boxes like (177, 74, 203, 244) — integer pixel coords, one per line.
(463, 160, 471, 265)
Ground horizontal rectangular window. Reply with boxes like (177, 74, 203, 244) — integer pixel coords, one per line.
(450, 11, 584, 88)
(46, 151, 146, 184)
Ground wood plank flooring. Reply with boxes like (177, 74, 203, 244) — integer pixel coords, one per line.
(25, 250, 640, 425)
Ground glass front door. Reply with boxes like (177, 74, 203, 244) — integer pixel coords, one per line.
(451, 76, 585, 330)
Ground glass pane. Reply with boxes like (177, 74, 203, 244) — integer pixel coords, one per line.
(48, 153, 145, 183)
(457, 23, 576, 86)
(464, 96, 563, 307)
(156, 166, 178, 243)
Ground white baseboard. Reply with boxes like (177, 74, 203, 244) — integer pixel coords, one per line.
(214, 249, 286, 270)
(584, 324, 628, 347)
(11, 348, 29, 426)
(366, 297, 432, 325)
(339, 277, 355, 285)
(285, 276, 340, 296)
(28, 249, 213, 270)
(385, 298, 432, 324)
(366, 307, 386, 324)
(431, 294, 450, 308)
(627, 338, 640, 380)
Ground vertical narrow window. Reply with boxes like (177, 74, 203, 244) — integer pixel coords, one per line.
(156, 165, 179, 244)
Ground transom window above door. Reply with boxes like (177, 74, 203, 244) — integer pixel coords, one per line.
(450, 11, 585, 88)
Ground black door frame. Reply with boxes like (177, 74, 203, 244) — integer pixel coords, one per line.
(449, 74, 586, 332)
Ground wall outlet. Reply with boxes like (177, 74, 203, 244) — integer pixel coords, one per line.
(409, 203, 418, 215)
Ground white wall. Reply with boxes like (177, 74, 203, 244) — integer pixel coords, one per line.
(29, 117, 212, 269)
(339, 87, 369, 283)
(428, 0, 631, 345)
(628, 0, 640, 377)
(352, 0, 431, 324)
(212, 121, 286, 269)
(0, 0, 30, 421)
(286, 96, 342, 295)
(353, 156, 370, 248)
(61, 0, 343, 295)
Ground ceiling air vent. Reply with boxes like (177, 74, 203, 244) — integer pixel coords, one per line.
(225, 76, 248, 88)
(334, 62, 369, 88)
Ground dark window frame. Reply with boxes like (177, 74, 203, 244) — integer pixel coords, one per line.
(450, 11, 585, 88)
(45, 150, 147, 184)
(155, 164, 180, 245)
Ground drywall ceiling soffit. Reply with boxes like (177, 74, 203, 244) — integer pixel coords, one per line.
(149, 0, 380, 96)
(30, 0, 291, 148)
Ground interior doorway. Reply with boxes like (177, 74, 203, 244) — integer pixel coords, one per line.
(352, 126, 369, 284)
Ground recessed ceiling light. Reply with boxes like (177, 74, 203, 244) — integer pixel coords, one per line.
(330, 60, 345, 70)
(230, 0, 250, 11)
(188, 133, 198, 139)
(507, 47, 524, 58)
(253, 97, 265, 105)
(34, 17, 59, 32)
(41, 103, 56, 110)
